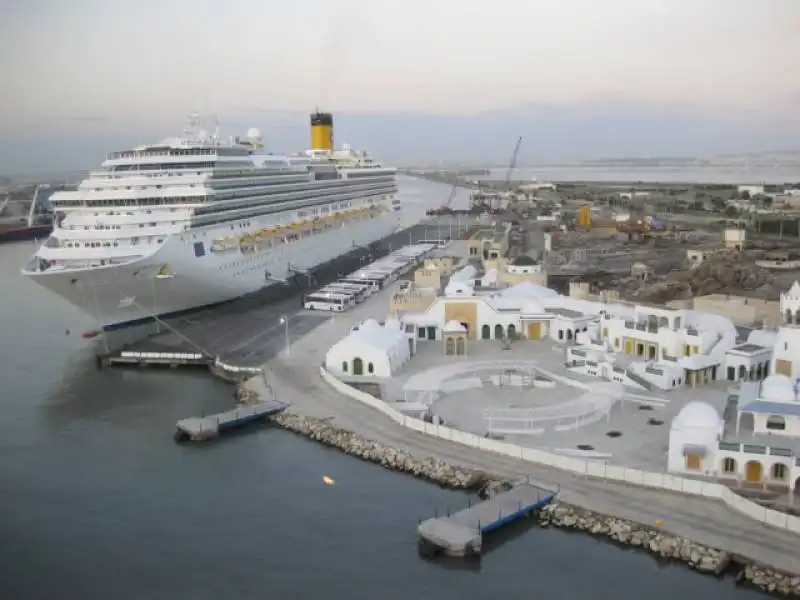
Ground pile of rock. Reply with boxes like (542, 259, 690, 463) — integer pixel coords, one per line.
(539, 503, 800, 597)
(235, 386, 260, 406)
(274, 412, 494, 491)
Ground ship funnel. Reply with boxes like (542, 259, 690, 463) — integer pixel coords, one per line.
(310, 111, 333, 151)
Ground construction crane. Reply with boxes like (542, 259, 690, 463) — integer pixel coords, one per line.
(439, 181, 458, 213)
(490, 136, 522, 213)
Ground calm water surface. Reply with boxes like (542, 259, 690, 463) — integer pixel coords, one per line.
(0, 178, 765, 599)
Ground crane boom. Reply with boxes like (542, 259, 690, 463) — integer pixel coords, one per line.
(504, 136, 523, 189)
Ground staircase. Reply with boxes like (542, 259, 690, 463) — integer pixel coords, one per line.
(625, 368, 653, 391)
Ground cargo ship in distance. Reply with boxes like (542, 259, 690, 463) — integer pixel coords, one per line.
(22, 112, 402, 330)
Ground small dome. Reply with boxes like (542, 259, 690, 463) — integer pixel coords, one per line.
(500, 282, 559, 299)
(384, 317, 402, 330)
(521, 300, 546, 316)
(672, 401, 721, 430)
(443, 320, 467, 333)
(444, 281, 474, 297)
(513, 255, 537, 266)
(760, 374, 795, 402)
(361, 318, 380, 330)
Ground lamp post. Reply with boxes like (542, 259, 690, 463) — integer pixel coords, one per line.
(279, 315, 290, 357)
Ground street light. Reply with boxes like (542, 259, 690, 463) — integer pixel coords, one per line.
(279, 315, 290, 357)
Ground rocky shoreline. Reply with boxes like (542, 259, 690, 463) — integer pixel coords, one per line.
(273, 411, 494, 492)
(237, 384, 800, 597)
(538, 503, 800, 597)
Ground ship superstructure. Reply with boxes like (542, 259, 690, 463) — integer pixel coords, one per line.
(22, 112, 401, 329)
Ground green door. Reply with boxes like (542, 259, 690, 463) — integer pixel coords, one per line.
(353, 357, 363, 375)
(427, 326, 436, 340)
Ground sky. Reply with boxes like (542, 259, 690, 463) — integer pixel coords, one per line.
(1, 0, 799, 172)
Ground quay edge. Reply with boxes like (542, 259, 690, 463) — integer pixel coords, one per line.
(238, 382, 800, 597)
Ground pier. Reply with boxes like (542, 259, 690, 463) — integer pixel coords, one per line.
(174, 399, 288, 442)
(417, 480, 558, 558)
(102, 220, 468, 370)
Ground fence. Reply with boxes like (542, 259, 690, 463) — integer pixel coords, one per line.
(318, 366, 800, 535)
(214, 357, 263, 374)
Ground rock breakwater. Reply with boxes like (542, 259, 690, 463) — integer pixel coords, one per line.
(539, 503, 800, 597)
(274, 411, 494, 492)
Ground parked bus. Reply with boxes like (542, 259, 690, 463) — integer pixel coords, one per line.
(303, 291, 356, 312)
(322, 283, 369, 303)
(416, 239, 448, 249)
(338, 277, 382, 292)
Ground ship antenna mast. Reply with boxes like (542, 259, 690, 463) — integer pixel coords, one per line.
(212, 114, 220, 145)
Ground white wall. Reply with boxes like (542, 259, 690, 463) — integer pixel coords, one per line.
(318, 367, 800, 535)
(752, 412, 800, 437)
(667, 427, 718, 475)
(716, 448, 799, 487)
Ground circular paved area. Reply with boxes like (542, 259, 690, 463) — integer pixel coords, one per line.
(403, 360, 625, 436)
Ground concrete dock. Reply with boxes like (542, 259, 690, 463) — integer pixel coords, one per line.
(174, 400, 288, 442)
(418, 481, 558, 557)
(103, 220, 471, 367)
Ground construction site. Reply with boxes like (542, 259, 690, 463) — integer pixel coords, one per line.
(410, 143, 800, 331)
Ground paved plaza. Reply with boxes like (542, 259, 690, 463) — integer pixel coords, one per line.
(381, 341, 731, 472)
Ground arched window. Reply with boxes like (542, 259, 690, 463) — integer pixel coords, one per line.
(786, 309, 793, 324)
(481, 324, 491, 339)
(772, 463, 788, 481)
(445, 337, 455, 355)
(721, 457, 736, 474)
(738, 365, 746, 379)
(507, 324, 516, 339)
(352, 357, 363, 376)
(494, 324, 503, 339)
(342, 361, 348, 372)
(766, 415, 786, 431)
(566, 329, 573, 340)
(367, 362, 374, 374)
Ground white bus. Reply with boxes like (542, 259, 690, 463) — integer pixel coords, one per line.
(345, 270, 392, 288)
(338, 277, 381, 292)
(416, 239, 448, 249)
(323, 283, 370, 303)
(303, 291, 356, 312)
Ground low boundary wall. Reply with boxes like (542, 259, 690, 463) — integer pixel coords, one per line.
(319, 366, 800, 536)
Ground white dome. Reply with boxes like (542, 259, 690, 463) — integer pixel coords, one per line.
(450, 265, 477, 282)
(521, 300, 546, 316)
(672, 401, 722, 430)
(246, 127, 261, 139)
(444, 281, 474, 297)
(443, 320, 467, 333)
(384, 317, 402, 330)
(500, 282, 559, 299)
(361, 319, 380, 330)
(760, 374, 795, 402)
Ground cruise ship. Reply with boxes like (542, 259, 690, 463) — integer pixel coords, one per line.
(22, 112, 401, 330)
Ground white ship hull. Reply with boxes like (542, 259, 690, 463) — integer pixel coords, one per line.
(26, 211, 402, 330)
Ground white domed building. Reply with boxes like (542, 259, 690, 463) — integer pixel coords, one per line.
(677, 368, 800, 491)
(667, 401, 724, 475)
(326, 318, 413, 378)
